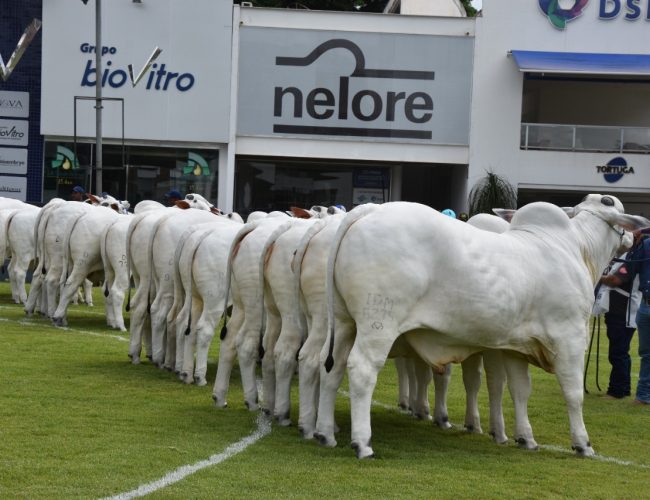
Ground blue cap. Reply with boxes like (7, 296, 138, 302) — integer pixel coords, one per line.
(165, 190, 182, 199)
(72, 185, 85, 194)
(441, 208, 457, 218)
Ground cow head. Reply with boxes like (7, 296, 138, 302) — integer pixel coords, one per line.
(176, 193, 216, 212)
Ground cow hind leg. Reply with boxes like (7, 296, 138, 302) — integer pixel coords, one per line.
(347, 329, 395, 459)
(314, 321, 356, 449)
(297, 315, 327, 440)
(503, 353, 537, 450)
(431, 364, 450, 427)
(394, 358, 410, 412)
(461, 353, 483, 434)
(261, 311, 282, 417)
(483, 349, 508, 444)
(212, 306, 244, 408)
(273, 322, 303, 427)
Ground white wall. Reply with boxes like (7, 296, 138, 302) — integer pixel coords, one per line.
(469, 0, 650, 197)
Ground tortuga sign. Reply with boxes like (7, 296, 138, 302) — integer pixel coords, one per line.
(237, 27, 473, 145)
(539, 0, 650, 29)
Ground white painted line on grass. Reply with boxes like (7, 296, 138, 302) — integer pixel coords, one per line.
(103, 404, 271, 499)
(0, 315, 129, 342)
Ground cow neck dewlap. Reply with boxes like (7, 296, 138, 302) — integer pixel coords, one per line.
(573, 212, 619, 286)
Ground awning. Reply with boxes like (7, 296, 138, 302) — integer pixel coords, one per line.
(509, 50, 650, 76)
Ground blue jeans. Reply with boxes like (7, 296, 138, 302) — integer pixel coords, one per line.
(605, 313, 635, 398)
(635, 302, 650, 403)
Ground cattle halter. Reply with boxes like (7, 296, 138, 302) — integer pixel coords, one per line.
(580, 208, 626, 242)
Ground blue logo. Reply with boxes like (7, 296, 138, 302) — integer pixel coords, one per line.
(596, 156, 634, 183)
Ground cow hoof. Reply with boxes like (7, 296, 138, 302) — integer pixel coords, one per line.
(414, 411, 432, 421)
(516, 437, 539, 450)
(298, 426, 314, 440)
(131, 356, 141, 365)
(194, 376, 207, 387)
(244, 400, 259, 412)
(351, 441, 374, 459)
(146, 355, 153, 361)
(275, 413, 291, 427)
(465, 424, 483, 434)
(212, 395, 228, 408)
(398, 402, 409, 413)
(435, 416, 452, 430)
(163, 365, 173, 372)
(489, 431, 509, 445)
(179, 372, 192, 384)
(572, 443, 594, 457)
(314, 432, 337, 448)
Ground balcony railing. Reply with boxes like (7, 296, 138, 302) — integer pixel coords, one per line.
(521, 123, 650, 154)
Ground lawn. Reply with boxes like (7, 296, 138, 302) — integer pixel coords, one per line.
(0, 283, 648, 499)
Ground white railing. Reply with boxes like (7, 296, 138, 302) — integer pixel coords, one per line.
(521, 123, 650, 153)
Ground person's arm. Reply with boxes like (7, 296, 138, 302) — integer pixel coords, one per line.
(600, 274, 623, 287)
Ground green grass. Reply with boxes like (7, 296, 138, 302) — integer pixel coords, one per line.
(0, 282, 648, 499)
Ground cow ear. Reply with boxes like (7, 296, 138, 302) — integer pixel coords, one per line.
(290, 206, 312, 219)
(492, 208, 516, 222)
(87, 194, 100, 204)
(210, 206, 222, 215)
(613, 213, 650, 232)
(110, 203, 119, 212)
(175, 200, 191, 210)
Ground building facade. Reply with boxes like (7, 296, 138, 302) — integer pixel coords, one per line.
(2, 0, 648, 215)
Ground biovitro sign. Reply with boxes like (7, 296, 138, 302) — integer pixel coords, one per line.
(79, 42, 195, 92)
(539, 0, 650, 29)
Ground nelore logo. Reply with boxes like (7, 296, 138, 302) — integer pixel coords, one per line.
(273, 39, 435, 139)
(596, 156, 634, 182)
(539, 0, 589, 29)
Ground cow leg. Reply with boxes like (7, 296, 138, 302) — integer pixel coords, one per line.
(150, 293, 172, 367)
(109, 283, 127, 332)
(192, 301, 220, 387)
(180, 298, 204, 384)
(128, 286, 148, 364)
(503, 353, 538, 450)
(314, 320, 355, 448)
(273, 319, 303, 427)
(53, 270, 86, 326)
(394, 357, 410, 411)
(462, 353, 483, 433)
(45, 270, 61, 318)
(348, 330, 395, 459)
(236, 317, 264, 412)
(297, 314, 325, 439)
(83, 278, 93, 307)
(7, 259, 19, 303)
(12, 256, 30, 305)
(261, 309, 282, 417)
(431, 364, 450, 427)
(482, 349, 508, 444)
(25, 267, 43, 315)
(555, 347, 594, 456)
(213, 305, 244, 408)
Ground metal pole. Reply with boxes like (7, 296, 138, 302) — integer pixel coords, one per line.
(95, 0, 103, 195)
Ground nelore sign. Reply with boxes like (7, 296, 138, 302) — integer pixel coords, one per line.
(238, 28, 473, 145)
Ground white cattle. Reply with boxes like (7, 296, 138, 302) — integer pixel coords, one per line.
(51, 205, 122, 326)
(126, 194, 232, 367)
(172, 220, 245, 385)
(318, 195, 648, 458)
(211, 206, 332, 410)
(25, 200, 92, 317)
(3, 204, 41, 304)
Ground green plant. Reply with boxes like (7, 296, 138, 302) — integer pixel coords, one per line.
(468, 171, 517, 216)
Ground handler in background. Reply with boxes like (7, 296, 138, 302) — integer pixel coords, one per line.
(602, 230, 650, 405)
(599, 252, 640, 399)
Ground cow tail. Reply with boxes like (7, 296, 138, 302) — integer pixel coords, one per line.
(60, 212, 85, 287)
(257, 221, 294, 358)
(100, 218, 119, 297)
(174, 225, 206, 336)
(124, 212, 151, 311)
(219, 221, 261, 340)
(33, 203, 50, 275)
(0, 209, 20, 273)
(325, 204, 379, 373)
(292, 218, 328, 337)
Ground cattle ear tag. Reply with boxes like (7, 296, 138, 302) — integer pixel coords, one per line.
(128, 47, 162, 87)
(175, 200, 191, 210)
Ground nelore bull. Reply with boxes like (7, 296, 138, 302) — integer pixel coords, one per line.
(317, 195, 650, 459)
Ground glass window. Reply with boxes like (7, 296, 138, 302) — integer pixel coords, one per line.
(43, 141, 219, 206)
(235, 157, 390, 219)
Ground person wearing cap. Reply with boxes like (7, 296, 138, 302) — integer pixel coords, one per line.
(70, 185, 86, 202)
(441, 208, 457, 219)
(164, 190, 182, 206)
(458, 212, 469, 222)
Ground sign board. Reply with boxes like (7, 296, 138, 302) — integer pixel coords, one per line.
(0, 148, 27, 175)
(0, 119, 28, 147)
(0, 176, 27, 201)
(41, 0, 232, 143)
(0, 91, 29, 118)
(238, 27, 473, 145)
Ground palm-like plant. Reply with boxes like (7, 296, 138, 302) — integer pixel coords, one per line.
(468, 171, 517, 216)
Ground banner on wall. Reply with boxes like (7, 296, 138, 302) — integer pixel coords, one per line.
(0, 176, 27, 201)
(0, 147, 27, 175)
